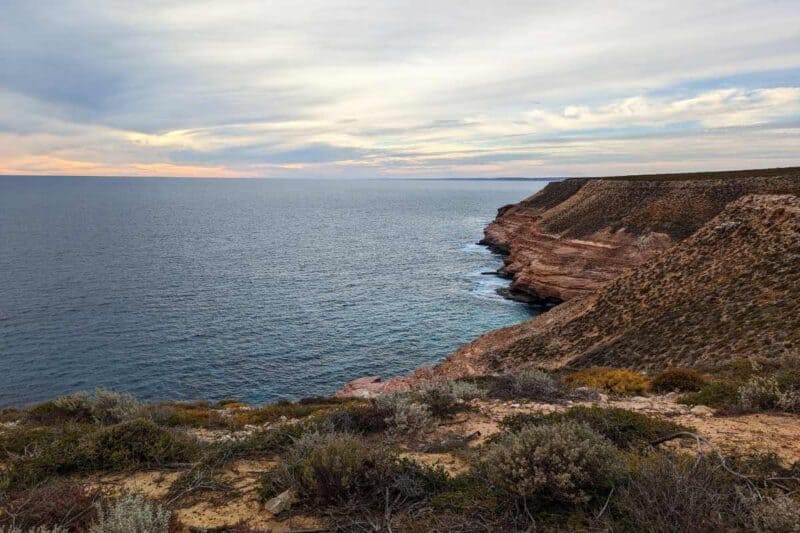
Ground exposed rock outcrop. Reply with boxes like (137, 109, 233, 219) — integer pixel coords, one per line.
(482, 168, 800, 303)
(446, 194, 800, 374)
(339, 190, 800, 397)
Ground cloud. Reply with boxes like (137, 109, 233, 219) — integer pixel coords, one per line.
(1, 0, 799, 177)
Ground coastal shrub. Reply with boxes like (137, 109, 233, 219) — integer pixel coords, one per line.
(259, 432, 448, 508)
(232, 398, 360, 426)
(447, 380, 487, 401)
(650, 368, 706, 393)
(91, 419, 199, 470)
(563, 368, 650, 396)
(149, 402, 235, 430)
(499, 406, 687, 449)
(320, 403, 388, 434)
(24, 389, 144, 426)
(489, 369, 569, 401)
(738, 376, 781, 411)
(749, 495, 800, 533)
(25, 393, 94, 425)
(678, 381, 739, 408)
(777, 390, 800, 413)
(87, 389, 145, 425)
(90, 494, 172, 533)
(480, 421, 622, 505)
(4, 424, 96, 487)
(376, 393, 436, 437)
(418, 383, 462, 418)
(613, 452, 751, 532)
(0, 479, 100, 531)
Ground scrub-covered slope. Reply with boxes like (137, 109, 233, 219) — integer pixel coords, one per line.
(450, 194, 800, 373)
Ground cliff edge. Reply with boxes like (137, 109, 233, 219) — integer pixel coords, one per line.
(445, 193, 800, 374)
(482, 168, 800, 303)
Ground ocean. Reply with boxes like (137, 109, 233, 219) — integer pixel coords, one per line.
(0, 176, 547, 407)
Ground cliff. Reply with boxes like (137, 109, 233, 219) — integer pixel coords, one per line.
(444, 193, 800, 374)
(482, 168, 800, 303)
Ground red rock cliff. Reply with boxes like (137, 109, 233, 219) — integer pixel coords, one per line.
(481, 168, 800, 303)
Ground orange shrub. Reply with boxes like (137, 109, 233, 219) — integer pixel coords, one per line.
(563, 368, 650, 396)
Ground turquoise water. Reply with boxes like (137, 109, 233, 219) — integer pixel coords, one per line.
(0, 177, 546, 407)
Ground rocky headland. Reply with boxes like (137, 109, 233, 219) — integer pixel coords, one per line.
(481, 167, 800, 304)
(340, 167, 800, 396)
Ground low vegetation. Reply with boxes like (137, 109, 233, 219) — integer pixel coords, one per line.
(650, 368, 707, 392)
(480, 421, 623, 506)
(677, 358, 800, 414)
(563, 367, 651, 395)
(3, 379, 800, 531)
(500, 406, 688, 449)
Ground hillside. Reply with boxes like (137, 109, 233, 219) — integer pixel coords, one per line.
(443, 194, 800, 374)
(482, 167, 800, 303)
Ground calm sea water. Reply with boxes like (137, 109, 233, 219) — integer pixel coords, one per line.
(0, 177, 546, 407)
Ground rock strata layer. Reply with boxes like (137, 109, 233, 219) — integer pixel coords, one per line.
(481, 169, 800, 303)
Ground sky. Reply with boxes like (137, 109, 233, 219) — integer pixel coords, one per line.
(1, 1, 799, 178)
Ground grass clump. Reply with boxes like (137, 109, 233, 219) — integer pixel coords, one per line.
(90, 494, 173, 533)
(563, 368, 650, 396)
(650, 368, 706, 393)
(500, 406, 687, 449)
(259, 432, 448, 508)
(480, 421, 623, 506)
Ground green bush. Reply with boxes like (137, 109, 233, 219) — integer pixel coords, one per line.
(418, 383, 462, 418)
(25, 393, 94, 425)
(91, 419, 199, 470)
(500, 406, 687, 449)
(259, 432, 448, 508)
(650, 368, 706, 393)
(738, 376, 781, 411)
(447, 380, 487, 401)
(375, 393, 435, 437)
(4, 424, 96, 487)
(678, 381, 739, 408)
(480, 421, 622, 505)
(24, 389, 144, 426)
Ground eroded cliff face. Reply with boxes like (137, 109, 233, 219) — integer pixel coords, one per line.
(482, 170, 800, 303)
(338, 169, 800, 397)
(443, 193, 800, 375)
